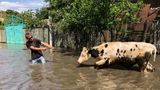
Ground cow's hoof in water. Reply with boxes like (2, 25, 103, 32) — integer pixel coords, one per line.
(77, 64, 84, 67)
(140, 68, 155, 72)
(147, 68, 155, 72)
(94, 64, 100, 70)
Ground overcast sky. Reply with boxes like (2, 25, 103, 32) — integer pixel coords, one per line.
(0, 0, 48, 12)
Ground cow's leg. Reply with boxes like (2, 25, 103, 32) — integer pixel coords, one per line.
(94, 64, 106, 69)
(143, 52, 152, 72)
(119, 57, 137, 69)
(94, 59, 106, 69)
(94, 58, 110, 69)
(136, 60, 149, 72)
(124, 62, 137, 69)
(95, 59, 107, 66)
(136, 52, 151, 72)
(136, 58, 144, 72)
(94, 64, 99, 69)
(146, 62, 155, 72)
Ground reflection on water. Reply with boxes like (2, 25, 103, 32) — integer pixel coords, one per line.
(0, 43, 25, 49)
(0, 43, 6, 48)
(0, 43, 160, 90)
(30, 65, 43, 83)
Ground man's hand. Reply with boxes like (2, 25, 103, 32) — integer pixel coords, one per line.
(48, 47, 54, 49)
(47, 46, 53, 49)
(41, 47, 47, 51)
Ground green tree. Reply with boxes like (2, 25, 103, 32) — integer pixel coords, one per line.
(20, 10, 35, 29)
(6, 9, 19, 15)
(4, 10, 22, 26)
(108, 0, 143, 40)
(45, 0, 144, 48)
(36, 7, 49, 20)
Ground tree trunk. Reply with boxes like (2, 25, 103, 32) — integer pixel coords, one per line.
(101, 31, 107, 42)
(110, 30, 114, 41)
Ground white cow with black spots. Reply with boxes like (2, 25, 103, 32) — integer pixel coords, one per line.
(77, 42, 157, 72)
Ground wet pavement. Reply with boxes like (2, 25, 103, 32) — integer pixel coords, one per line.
(1, 43, 160, 90)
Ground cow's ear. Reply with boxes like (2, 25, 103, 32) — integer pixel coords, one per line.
(82, 47, 88, 52)
(82, 47, 87, 50)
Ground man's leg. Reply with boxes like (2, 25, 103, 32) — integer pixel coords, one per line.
(39, 56, 46, 64)
(32, 58, 39, 64)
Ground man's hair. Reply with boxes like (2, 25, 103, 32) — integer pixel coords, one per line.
(25, 32, 31, 36)
(25, 32, 32, 39)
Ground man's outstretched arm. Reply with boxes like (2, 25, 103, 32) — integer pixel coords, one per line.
(41, 42, 53, 49)
(30, 46, 47, 51)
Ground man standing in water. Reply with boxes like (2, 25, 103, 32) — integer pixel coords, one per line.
(25, 32, 53, 64)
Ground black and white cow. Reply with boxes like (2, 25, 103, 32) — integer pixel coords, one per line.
(77, 42, 157, 72)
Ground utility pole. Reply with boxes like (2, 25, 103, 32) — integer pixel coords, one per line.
(48, 16, 52, 47)
(48, 1, 52, 47)
(48, 1, 53, 53)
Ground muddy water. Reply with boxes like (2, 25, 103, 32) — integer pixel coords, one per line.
(1, 43, 160, 90)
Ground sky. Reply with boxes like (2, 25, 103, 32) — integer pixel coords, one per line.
(0, 0, 48, 12)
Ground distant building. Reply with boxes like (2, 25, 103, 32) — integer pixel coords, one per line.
(128, 0, 160, 32)
(144, 0, 160, 8)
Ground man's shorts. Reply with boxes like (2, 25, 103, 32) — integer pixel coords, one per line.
(32, 56, 46, 64)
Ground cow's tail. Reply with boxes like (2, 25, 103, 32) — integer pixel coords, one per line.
(153, 45, 157, 62)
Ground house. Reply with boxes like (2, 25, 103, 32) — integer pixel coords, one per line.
(127, 0, 160, 42)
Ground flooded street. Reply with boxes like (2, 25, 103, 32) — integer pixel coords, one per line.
(1, 43, 160, 90)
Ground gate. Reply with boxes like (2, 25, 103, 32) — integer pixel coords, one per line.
(4, 15, 25, 44)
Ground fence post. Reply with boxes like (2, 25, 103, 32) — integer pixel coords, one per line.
(142, 20, 148, 42)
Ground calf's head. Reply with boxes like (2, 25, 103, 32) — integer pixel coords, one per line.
(77, 47, 100, 64)
(77, 47, 91, 64)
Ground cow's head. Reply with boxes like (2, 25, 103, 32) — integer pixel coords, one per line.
(77, 47, 101, 64)
(77, 47, 91, 64)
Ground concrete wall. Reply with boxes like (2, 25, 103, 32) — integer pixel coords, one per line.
(30, 28, 49, 43)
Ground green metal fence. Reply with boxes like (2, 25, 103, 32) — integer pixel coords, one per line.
(4, 15, 25, 44)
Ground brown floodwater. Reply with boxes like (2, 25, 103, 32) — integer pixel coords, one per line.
(0, 43, 160, 90)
